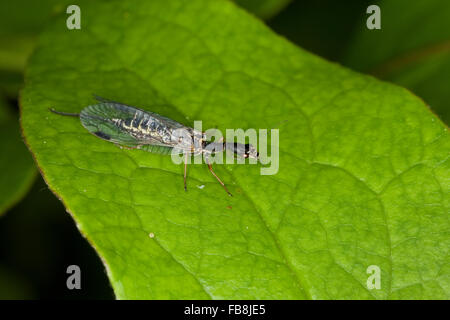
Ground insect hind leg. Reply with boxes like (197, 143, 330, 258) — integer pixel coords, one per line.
(205, 157, 232, 197)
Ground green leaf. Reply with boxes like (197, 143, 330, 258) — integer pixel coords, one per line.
(0, 0, 70, 71)
(0, 98, 36, 215)
(21, 0, 449, 299)
(234, 0, 292, 20)
(343, 0, 450, 124)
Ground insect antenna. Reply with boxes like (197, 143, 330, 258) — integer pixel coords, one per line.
(48, 108, 80, 117)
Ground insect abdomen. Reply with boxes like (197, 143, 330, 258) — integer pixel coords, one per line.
(114, 115, 168, 140)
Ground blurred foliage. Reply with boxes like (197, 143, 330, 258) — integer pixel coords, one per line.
(268, 0, 373, 61)
(0, 264, 34, 299)
(0, 177, 114, 299)
(0, 98, 36, 216)
(269, 0, 449, 125)
(234, 0, 292, 20)
(0, 0, 70, 98)
(343, 0, 450, 125)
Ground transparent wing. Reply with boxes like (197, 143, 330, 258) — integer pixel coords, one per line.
(92, 95, 186, 131)
(80, 101, 188, 148)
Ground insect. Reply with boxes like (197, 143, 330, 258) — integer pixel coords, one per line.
(49, 95, 259, 196)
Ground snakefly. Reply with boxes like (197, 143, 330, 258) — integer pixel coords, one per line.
(49, 95, 259, 196)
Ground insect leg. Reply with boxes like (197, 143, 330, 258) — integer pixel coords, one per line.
(184, 152, 188, 192)
(205, 158, 232, 197)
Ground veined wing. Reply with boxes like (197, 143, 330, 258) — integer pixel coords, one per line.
(80, 101, 191, 149)
(92, 95, 187, 130)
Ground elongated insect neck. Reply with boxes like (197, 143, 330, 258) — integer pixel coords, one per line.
(48, 108, 80, 117)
